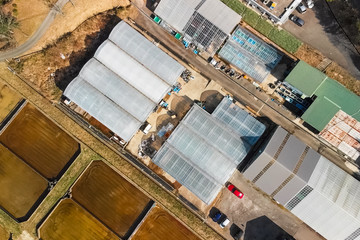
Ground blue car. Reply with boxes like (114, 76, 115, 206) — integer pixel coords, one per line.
(212, 212, 222, 222)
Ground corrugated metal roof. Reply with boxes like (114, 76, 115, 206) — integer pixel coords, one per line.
(296, 148, 320, 182)
(263, 127, 288, 158)
(255, 162, 292, 195)
(154, 0, 201, 32)
(274, 176, 306, 205)
(243, 153, 272, 181)
(285, 60, 327, 96)
(197, 0, 241, 34)
(276, 135, 306, 171)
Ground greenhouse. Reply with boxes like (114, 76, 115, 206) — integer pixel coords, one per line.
(219, 26, 282, 82)
(152, 98, 265, 204)
(64, 22, 185, 142)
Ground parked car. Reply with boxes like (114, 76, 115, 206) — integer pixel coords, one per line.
(290, 14, 305, 27)
(220, 218, 230, 228)
(296, 2, 307, 14)
(306, 0, 314, 8)
(227, 184, 244, 199)
(232, 228, 244, 240)
(212, 212, 222, 222)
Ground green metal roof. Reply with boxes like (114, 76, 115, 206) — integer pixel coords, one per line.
(301, 78, 360, 131)
(285, 60, 327, 96)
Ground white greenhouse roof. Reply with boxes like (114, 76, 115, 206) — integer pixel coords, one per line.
(153, 100, 265, 204)
(109, 22, 185, 85)
(64, 22, 184, 142)
(292, 156, 360, 240)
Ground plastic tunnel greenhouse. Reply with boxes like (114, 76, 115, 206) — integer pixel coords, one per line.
(64, 22, 185, 142)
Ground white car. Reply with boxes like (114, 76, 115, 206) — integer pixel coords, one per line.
(306, 0, 314, 8)
(220, 218, 230, 228)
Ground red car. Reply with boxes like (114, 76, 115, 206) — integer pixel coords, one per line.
(227, 184, 244, 199)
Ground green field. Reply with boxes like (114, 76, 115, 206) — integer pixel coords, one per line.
(221, 0, 302, 53)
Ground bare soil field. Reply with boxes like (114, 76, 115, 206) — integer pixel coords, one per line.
(39, 198, 118, 240)
(9, 7, 137, 101)
(0, 82, 22, 122)
(0, 103, 79, 179)
(0, 225, 7, 240)
(131, 205, 201, 240)
(0, 144, 48, 220)
(72, 160, 151, 237)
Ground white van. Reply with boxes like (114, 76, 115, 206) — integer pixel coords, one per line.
(220, 218, 230, 228)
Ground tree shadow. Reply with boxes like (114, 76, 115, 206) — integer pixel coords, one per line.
(244, 216, 294, 240)
(54, 15, 122, 91)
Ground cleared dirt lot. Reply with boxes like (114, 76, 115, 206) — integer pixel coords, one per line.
(0, 144, 48, 220)
(0, 103, 79, 179)
(0, 82, 22, 122)
(131, 205, 201, 240)
(72, 160, 151, 237)
(39, 198, 118, 240)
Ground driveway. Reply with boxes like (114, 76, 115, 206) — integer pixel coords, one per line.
(206, 171, 325, 240)
(282, 0, 360, 80)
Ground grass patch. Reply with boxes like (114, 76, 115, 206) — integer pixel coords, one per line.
(243, 8, 260, 27)
(254, 18, 273, 36)
(221, 0, 302, 53)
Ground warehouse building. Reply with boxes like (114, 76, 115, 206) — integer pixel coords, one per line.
(64, 22, 185, 142)
(152, 97, 266, 204)
(218, 25, 283, 83)
(154, 0, 241, 55)
(285, 60, 360, 132)
(244, 127, 360, 240)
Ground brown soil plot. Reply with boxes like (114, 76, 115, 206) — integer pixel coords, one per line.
(0, 103, 79, 179)
(131, 205, 201, 240)
(0, 144, 48, 219)
(0, 82, 22, 122)
(0, 224, 8, 240)
(39, 199, 118, 240)
(72, 161, 151, 237)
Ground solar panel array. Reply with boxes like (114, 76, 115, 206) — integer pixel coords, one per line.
(152, 98, 265, 204)
(219, 26, 282, 82)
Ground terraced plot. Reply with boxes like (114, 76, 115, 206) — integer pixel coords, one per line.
(72, 161, 151, 237)
(0, 103, 79, 179)
(0, 82, 22, 122)
(0, 144, 48, 219)
(131, 205, 201, 240)
(39, 199, 118, 240)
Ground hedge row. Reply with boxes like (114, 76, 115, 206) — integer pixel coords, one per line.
(221, 0, 302, 53)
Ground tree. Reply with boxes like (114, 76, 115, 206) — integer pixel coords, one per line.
(0, 11, 18, 39)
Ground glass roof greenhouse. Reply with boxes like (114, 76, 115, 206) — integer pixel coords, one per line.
(152, 97, 266, 204)
(64, 22, 185, 142)
(219, 26, 282, 83)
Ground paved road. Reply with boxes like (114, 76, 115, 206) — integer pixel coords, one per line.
(283, 0, 360, 80)
(131, 6, 355, 176)
(0, 0, 69, 61)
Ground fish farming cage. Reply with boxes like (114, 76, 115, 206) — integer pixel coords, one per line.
(219, 26, 283, 82)
(152, 99, 266, 204)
